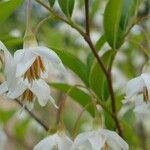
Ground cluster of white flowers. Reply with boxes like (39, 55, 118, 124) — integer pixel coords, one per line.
(34, 128, 129, 150)
(0, 38, 64, 110)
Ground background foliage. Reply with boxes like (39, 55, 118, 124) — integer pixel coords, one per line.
(0, 0, 150, 149)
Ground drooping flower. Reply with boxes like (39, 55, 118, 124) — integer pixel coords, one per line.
(0, 41, 57, 110)
(15, 33, 65, 83)
(7, 78, 56, 110)
(33, 131, 73, 150)
(71, 129, 129, 150)
(123, 73, 150, 114)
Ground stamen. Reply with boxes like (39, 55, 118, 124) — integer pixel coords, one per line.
(22, 89, 34, 102)
(103, 142, 109, 150)
(23, 56, 46, 82)
(143, 87, 149, 103)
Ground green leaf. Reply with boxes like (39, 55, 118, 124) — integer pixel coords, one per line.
(51, 48, 89, 86)
(58, 0, 75, 17)
(104, 0, 139, 49)
(0, 109, 16, 123)
(89, 50, 115, 100)
(50, 83, 94, 116)
(104, 109, 115, 130)
(48, 0, 55, 7)
(15, 118, 30, 141)
(90, 0, 100, 18)
(95, 34, 106, 51)
(120, 0, 138, 30)
(104, 0, 123, 49)
(0, 0, 23, 24)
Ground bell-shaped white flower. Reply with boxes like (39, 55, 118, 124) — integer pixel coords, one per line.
(0, 41, 57, 110)
(124, 73, 150, 113)
(15, 34, 65, 83)
(33, 132, 73, 150)
(7, 78, 56, 110)
(71, 129, 129, 150)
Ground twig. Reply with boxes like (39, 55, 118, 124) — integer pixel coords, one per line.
(35, 0, 122, 136)
(35, 0, 85, 36)
(84, 0, 90, 36)
(34, 16, 52, 35)
(84, 0, 122, 136)
(15, 99, 49, 131)
(72, 102, 92, 139)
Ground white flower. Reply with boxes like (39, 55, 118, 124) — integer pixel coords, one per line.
(71, 129, 129, 150)
(15, 44, 65, 82)
(33, 132, 73, 150)
(124, 73, 150, 113)
(0, 41, 57, 110)
(0, 127, 7, 150)
(7, 78, 56, 110)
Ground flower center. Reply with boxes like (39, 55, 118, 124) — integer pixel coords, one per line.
(22, 89, 34, 102)
(24, 56, 45, 82)
(103, 142, 109, 150)
(143, 87, 149, 103)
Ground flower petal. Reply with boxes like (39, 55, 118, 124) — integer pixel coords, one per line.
(7, 81, 27, 99)
(71, 131, 93, 150)
(28, 79, 54, 106)
(58, 135, 73, 150)
(100, 129, 129, 150)
(15, 49, 37, 77)
(0, 41, 13, 74)
(89, 131, 106, 150)
(32, 46, 65, 71)
(0, 81, 8, 94)
(134, 95, 150, 114)
(141, 73, 150, 98)
(125, 76, 145, 99)
(25, 101, 34, 111)
(33, 134, 58, 150)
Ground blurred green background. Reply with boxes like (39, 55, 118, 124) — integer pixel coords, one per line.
(0, 0, 150, 149)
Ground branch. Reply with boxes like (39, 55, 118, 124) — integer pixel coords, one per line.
(84, 0, 90, 36)
(35, 0, 123, 137)
(15, 99, 49, 132)
(83, 0, 122, 136)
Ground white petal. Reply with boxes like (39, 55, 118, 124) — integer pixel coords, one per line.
(134, 96, 150, 114)
(7, 81, 27, 99)
(0, 41, 13, 76)
(0, 41, 12, 64)
(78, 140, 93, 150)
(14, 49, 24, 63)
(89, 132, 105, 150)
(32, 46, 65, 71)
(100, 129, 129, 150)
(33, 134, 58, 150)
(71, 131, 93, 150)
(0, 82, 8, 94)
(6, 61, 18, 91)
(141, 73, 150, 97)
(28, 79, 54, 106)
(16, 49, 37, 77)
(58, 135, 73, 150)
(125, 76, 145, 99)
(25, 101, 34, 111)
